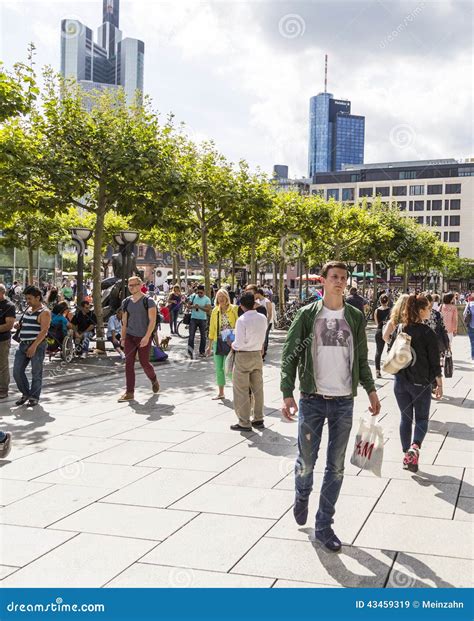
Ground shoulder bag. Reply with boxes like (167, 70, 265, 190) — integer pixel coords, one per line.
(215, 310, 231, 356)
(382, 326, 413, 374)
(443, 350, 453, 378)
(182, 295, 194, 326)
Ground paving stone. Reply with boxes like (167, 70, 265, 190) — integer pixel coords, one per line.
(0, 479, 51, 506)
(375, 479, 459, 520)
(0, 565, 20, 580)
(53, 502, 197, 540)
(434, 449, 474, 468)
(213, 457, 294, 489)
(113, 427, 201, 445)
(171, 483, 294, 519)
(141, 513, 274, 572)
(38, 435, 124, 458)
(232, 538, 395, 587)
(103, 468, 216, 508)
(355, 513, 473, 559)
(273, 579, 338, 588)
(34, 461, 155, 489)
(387, 552, 473, 588)
(68, 418, 148, 439)
(0, 450, 82, 482)
(358, 461, 463, 482)
(106, 563, 273, 588)
(0, 484, 111, 528)
(168, 432, 248, 455)
(266, 494, 378, 545)
(454, 496, 474, 521)
(85, 441, 172, 466)
(274, 472, 385, 498)
(441, 434, 473, 452)
(1, 533, 156, 587)
(135, 451, 242, 473)
(0, 524, 76, 567)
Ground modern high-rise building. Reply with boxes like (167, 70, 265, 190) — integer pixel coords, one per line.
(308, 92, 365, 177)
(60, 0, 144, 105)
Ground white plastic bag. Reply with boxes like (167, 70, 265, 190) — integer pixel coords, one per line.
(350, 416, 384, 477)
(225, 350, 235, 381)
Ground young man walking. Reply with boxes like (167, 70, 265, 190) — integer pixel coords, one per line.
(231, 292, 268, 431)
(13, 285, 51, 407)
(0, 284, 16, 399)
(119, 276, 160, 402)
(281, 261, 380, 552)
(187, 285, 212, 359)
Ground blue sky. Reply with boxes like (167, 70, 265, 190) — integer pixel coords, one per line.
(1, 0, 472, 177)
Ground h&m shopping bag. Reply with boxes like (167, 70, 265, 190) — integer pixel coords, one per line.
(350, 417, 384, 477)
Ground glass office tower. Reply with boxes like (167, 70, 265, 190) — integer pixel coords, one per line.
(308, 93, 365, 176)
(60, 0, 144, 105)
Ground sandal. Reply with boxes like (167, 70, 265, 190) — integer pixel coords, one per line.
(212, 395, 225, 400)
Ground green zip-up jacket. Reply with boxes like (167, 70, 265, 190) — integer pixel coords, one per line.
(280, 300, 375, 399)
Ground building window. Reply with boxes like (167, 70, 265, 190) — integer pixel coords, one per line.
(138, 245, 145, 258)
(449, 231, 460, 242)
(350, 174, 360, 182)
(392, 185, 407, 196)
(445, 183, 461, 193)
(449, 215, 460, 226)
(443, 232, 448, 242)
(409, 184, 424, 195)
(426, 216, 430, 225)
(415, 216, 424, 224)
(414, 200, 424, 211)
(445, 199, 450, 210)
(342, 188, 354, 201)
(431, 216, 442, 226)
(399, 170, 416, 179)
(359, 187, 373, 197)
(449, 199, 461, 210)
(431, 200, 442, 210)
(459, 167, 474, 176)
(427, 184, 443, 194)
(397, 201, 406, 211)
(327, 188, 339, 200)
(375, 186, 390, 197)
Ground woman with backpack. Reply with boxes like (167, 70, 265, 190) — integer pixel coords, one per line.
(206, 288, 238, 400)
(393, 294, 442, 472)
(374, 294, 390, 378)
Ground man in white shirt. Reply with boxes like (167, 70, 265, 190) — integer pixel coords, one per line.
(231, 292, 268, 431)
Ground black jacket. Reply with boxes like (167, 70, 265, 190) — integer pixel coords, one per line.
(398, 323, 442, 386)
(345, 293, 367, 314)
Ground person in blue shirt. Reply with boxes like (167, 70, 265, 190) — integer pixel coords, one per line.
(50, 302, 71, 339)
(186, 285, 212, 359)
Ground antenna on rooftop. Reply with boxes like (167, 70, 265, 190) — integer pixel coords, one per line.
(324, 54, 328, 93)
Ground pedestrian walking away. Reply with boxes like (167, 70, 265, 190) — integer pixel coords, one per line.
(187, 285, 211, 359)
(463, 293, 474, 362)
(383, 293, 410, 346)
(345, 286, 368, 314)
(440, 292, 458, 346)
(392, 294, 442, 473)
(231, 292, 268, 432)
(206, 288, 238, 400)
(13, 285, 51, 407)
(374, 294, 390, 378)
(281, 261, 380, 553)
(118, 277, 160, 402)
(0, 283, 16, 399)
(168, 285, 182, 335)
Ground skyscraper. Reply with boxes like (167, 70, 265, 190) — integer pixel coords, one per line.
(308, 92, 365, 177)
(60, 0, 144, 105)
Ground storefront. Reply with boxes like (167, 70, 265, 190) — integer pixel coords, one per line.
(0, 247, 61, 287)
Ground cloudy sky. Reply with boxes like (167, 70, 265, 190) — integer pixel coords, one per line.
(1, 0, 472, 177)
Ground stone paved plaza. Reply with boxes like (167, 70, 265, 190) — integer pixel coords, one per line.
(0, 328, 472, 588)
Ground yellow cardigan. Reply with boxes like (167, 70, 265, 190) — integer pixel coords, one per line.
(208, 304, 239, 341)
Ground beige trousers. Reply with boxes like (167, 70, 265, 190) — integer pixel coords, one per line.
(232, 351, 264, 428)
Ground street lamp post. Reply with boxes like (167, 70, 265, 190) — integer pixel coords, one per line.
(70, 227, 93, 306)
(347, 261, 357, 288)
(116, 230, 139, 302)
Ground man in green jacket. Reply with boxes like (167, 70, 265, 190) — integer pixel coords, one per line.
(281, 261, 380, 552)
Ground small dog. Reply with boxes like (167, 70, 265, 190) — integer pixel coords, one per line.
(160, 336, 171, 351)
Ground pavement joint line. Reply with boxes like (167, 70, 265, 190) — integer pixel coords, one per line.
(5, 530, 81, 572)
(451, 466, 467, 521)
(350, 478, 392, 546)
(382, 551, 398, 588)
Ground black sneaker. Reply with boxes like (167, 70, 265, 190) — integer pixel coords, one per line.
(15, 396, 28, 406)
(251, 420, 265, 429)
(315, 527, 342, 552)
(26, 399, 39, 407)
(293, 497, 309, 526)
(230, 424, 252, 432)
(0, 432, 12, 459)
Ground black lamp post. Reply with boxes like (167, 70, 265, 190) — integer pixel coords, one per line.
(116, 230, 139, 301)
(70, 227, 93, 306)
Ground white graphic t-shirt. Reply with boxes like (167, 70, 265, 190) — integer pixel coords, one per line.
(312, 306, 353, 396)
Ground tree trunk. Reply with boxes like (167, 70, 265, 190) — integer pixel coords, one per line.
(279, 258, 285, 316)
(26, 228, 34, 285)
(305, 263, 310, 298)
(92, 195, 107, 352)
(171, 251, 178, 285)
(298, 257, 303, 301)
(201, 224, 211, 296)
(273, 260, 278, 293)
(250, 245, 256, 285)
(217, 258, 222, 288)
(362, 263, 367, 298)
(403, 260, 409, 292)
(231, 255, 235, 290)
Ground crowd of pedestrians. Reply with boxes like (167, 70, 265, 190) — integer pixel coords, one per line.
(0, 267, 472, 555)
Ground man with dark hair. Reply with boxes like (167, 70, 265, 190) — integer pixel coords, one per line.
(281, 260, 380, 552)
(13, 285, 51, 407)
(231, 292, 268, 431)
(71, 300, 97, 358)
(345, 286, 368, 314)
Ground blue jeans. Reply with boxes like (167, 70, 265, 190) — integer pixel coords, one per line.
(295, 394, 354, 531)
(13, 341, 47, 400)
(188, 318, 207, 356)
(468, 326, 474, 360)
(394, 374, 431, 452)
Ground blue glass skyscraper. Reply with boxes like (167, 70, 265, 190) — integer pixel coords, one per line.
(308, 93, 365, 177)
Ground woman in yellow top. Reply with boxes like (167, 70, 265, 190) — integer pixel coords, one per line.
(206, 288, 238, 400)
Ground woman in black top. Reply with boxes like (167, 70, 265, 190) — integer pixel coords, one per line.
(374, 294, 390, 378)
(394, 294, 442, 472)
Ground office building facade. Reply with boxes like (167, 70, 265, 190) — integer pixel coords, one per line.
(60, 0, 144, 105)
(308, 93, 364, 177)
(309, 159, 474, 258)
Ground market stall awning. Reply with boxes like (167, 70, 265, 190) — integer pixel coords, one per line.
(351, 271, 375, 278)
(295, 274, 322, 281)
